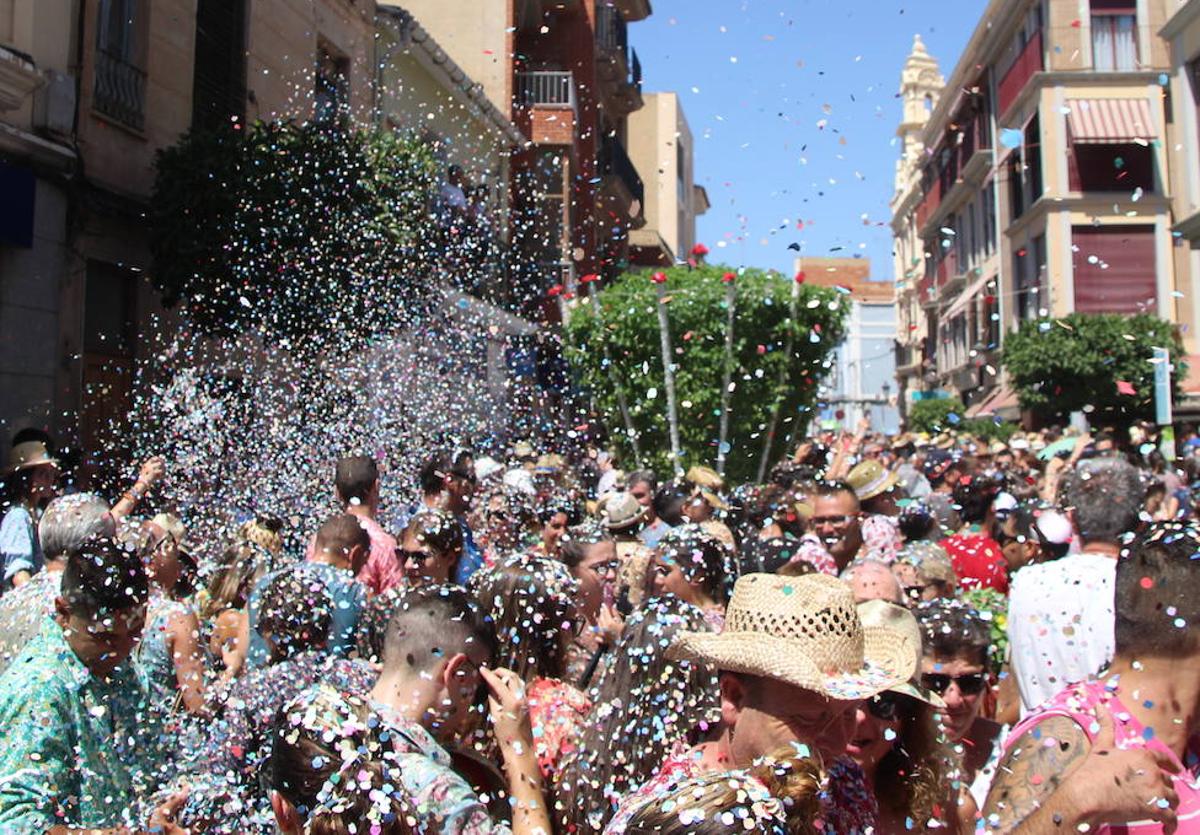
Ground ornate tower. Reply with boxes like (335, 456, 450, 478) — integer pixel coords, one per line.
(894, 34, 944, 196)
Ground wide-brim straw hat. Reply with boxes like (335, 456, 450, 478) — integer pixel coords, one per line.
(857, 599, 945, 707)
(669, 573, 913, 701)
(7, 440, 59, 475)
(846, 459, 898, 502)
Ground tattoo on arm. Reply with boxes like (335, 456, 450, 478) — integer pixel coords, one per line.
(981, 715, 1091, 832)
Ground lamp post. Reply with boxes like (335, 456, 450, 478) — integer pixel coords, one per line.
(880, 382, 891, 431)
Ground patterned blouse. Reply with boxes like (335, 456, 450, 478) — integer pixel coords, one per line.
(527, 676, 591, 779)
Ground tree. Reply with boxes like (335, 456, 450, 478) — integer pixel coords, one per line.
(564, 264, 849, 482)
(150, 120, 443, 351)
(907, 397, 1016, 440)
(1001, 313, 1185, 423)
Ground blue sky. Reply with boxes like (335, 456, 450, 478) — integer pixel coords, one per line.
(631, 0, 989, 280)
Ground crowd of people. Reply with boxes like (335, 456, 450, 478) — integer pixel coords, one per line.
(0, 418, 1198, 833)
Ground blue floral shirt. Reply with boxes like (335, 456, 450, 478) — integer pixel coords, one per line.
(0, 617, 162, 832)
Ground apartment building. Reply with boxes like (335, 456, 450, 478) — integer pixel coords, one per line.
(390, 0, 652, 320)
(892, 0, 1182, 422)
(627, 91, 711, 266)
(0, 0, 549, 453)
(797, 259, 901, 434)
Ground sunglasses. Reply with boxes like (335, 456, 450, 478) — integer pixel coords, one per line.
(451, 471, 477, 485)
(398, 547, 431, 564)
(867, 693, 900, 721)
(921, 672, 988, 696)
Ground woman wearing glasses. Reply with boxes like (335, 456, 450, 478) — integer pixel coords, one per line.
(916, 598, 1005, 832)
(845, 600, 951, 833)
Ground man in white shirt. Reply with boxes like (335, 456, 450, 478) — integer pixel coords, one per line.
(1007, 458, 1144, 714)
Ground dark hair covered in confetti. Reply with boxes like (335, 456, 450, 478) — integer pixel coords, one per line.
(558, 520, 614, 569)
(333, 455, 379, 505)
(1115, 521, 1200, 658)
(951, 474, 1001, 525)
(379, 583, 496, 677)
(537, 492, 583, 526)
(256, 571, 333, 662)
(469, 553, 579, 683)
(553, 596, 721, 834)
(658, 523, 734, 606)
(61, 536, 149, 618)
(914, 598, 992, 670)
(401, 508, 464, 559)
(622, 745, 823, 834)
(271, 684, 414, 834)
(417, 447, 473, 496)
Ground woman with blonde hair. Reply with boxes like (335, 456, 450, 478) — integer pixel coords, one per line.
(623, 747, 824, 835)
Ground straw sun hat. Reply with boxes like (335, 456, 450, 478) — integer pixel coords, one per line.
(6, 440, 58, 475)
(669, 573, 914, 701)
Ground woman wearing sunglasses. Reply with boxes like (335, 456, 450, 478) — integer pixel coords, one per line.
(847, 600, 951, 833)
(916, 598, 1004, 832)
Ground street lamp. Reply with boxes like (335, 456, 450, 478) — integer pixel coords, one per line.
(880, 382, 891, 430)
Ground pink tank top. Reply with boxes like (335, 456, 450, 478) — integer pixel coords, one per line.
(1005, 679, 1200, 833)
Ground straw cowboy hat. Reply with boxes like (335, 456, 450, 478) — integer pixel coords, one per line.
(596, 491, 648, 532)
(669, 573, 914, 700)
(846, 459, 898, 502)
(6, 440, 58, 475)
(685, 465, 729, 511)
(857, 599, 945, 707)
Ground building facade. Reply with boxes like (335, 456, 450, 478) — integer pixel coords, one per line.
(0, 0, 560, 456)
(892, 0, 1186, 423)
(798, 258, 901, 434)
(627, 91, 710, 266)
(390, 0, 652, 320)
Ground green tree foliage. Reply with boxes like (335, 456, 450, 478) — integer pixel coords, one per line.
(907, 397, 1016, 441)
(150, 120, 442, 350)
(1001, 313, 1185, 422)
(564, 264, 850, 482)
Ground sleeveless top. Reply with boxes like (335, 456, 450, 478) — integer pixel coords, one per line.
(139, 595, 193, 709)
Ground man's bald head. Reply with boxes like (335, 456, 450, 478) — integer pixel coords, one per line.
(840, 559, 903, 604)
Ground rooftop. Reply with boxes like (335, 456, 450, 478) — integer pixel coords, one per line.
(794, 257, 894, 304)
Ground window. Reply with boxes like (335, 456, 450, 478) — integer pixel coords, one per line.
(1092, 1, 1137, 72)
(1009, 115, 1042, 220)
(983, 179, 997, 256)
(192, 0, 246, 131)
(1072, 225, 1156, 312)
(1014, 235, 1046, 322)
(966, 201, 977, 269)
(315, 45, 349, 122)
(1072, 142, 1155, 192)
(94, 0, 146, 129)
(984, 285, 1001, 348)
(676, 140, 686, 203)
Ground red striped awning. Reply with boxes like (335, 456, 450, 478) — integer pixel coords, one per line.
(1066, 98, 1156, 143)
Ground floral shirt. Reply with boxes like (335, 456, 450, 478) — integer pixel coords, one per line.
(791, 534, 840, 575)
(0, 569, 61, 677)
(602, 743, 877, 834)
(374, 701, 513, 833)
(176, 650, 376, 833)
(860, 513, 902, 563)
(0, 618, 163, 832)
(527, 677, 591, 779)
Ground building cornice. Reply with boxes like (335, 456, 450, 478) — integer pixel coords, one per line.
(1162, 0, 1200, 41)
(996, 69, 1167, 127)
(376, 7, 529, 148)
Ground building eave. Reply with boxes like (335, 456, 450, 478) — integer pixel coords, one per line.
(1162, 0, 1200, 42)
(376, 7, 530, 149)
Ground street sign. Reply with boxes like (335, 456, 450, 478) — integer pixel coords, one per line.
(1153, 346, 1172, 426)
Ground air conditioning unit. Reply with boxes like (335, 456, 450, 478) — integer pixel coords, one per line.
(34, 70, 75, 139)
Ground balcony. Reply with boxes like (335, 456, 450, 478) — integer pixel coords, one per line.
(0, 44, 44, 112)
(515, 70, 577, 145)
(93, 49, 146, 131)
(597, 135, 645, 227)
(997, 31, 1043, 118)
(595, 3, 643, 115)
